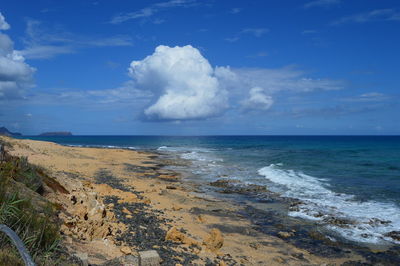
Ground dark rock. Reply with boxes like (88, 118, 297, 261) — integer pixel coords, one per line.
(322, 217, 355, 227)
(291, 252, 307, 261)
(308, 231, 330, 242)
(209, 179, 240, 188)
(210, 179, 268, 195)
(278, 231, 293, 238)
(368, 218, 391, 226)
(384, 231, 400, 241)
(221, 184, 268, 194)
(341, 261, 370, 266)
(124, 163, 159, 173)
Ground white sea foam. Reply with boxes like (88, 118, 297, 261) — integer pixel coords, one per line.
(66, 144, 83, 147)
(157, 146, 227, 180)
(67, 144, 137, 150)
(157, 146, 218, 160)
(157, 146, 169, 151)
(181, 151, 223, 162)
(258, 164, 400, 244)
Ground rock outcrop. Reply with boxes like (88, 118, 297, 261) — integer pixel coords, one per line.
(203, 229, 224, 252)
(59, 189, 123, 241)
(0, 127, 21, 137)
(165, 227, 200, 247)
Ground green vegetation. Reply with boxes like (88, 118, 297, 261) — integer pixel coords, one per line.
(0, 248, 24, 266)
(0, 140, 61, 265)
(1, 156, 44, 192)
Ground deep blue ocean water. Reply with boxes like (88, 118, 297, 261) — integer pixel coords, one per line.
(19, 135, 400, 245)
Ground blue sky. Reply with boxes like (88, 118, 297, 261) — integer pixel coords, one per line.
(0, 0, 399, 135)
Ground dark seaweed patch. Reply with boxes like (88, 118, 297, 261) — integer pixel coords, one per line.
(105, 196, 199, 265)
(95, 167, 199, 265)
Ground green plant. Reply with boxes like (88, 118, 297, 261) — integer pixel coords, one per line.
(0, 150, 61, 265)
(0, 156, 43, 193)
(0, 191, 61, 263)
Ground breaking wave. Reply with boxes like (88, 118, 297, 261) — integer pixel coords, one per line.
(258, 164, 400, 244)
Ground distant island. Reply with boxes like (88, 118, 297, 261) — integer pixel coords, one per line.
(0, 126, 22, 137)
(39, 131, 73, 136)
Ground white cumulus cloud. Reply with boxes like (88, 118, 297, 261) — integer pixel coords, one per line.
(0, 13, 35, 99)
(129, 45, 228, 120)
(241, 87, 274, 111)
(124, 45, 345, 121)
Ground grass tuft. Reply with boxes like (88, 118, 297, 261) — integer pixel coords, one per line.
(0, 140, 61, 265)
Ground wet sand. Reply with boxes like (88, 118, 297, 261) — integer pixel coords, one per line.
(1, 136, 387, 265)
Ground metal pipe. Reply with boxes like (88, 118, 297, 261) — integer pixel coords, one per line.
(0, 224, 36, 266)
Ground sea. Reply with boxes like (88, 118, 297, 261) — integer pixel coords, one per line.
(19, 135, 400, 247)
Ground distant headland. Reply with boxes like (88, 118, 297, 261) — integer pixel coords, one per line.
(0, 126, 22, 137)
(39, 131, 73, 136)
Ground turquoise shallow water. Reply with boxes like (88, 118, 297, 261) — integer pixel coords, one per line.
(19, 135, 400, 245)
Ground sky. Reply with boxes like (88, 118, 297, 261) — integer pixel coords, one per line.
(0, 0, 399, 135)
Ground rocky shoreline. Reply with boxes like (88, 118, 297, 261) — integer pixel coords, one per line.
(1, 136, 399, 265)
(181, 174, 400, 265)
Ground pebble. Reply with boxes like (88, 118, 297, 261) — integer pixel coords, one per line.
(278, 231, 293, 238)
(139, 250, 161, 266)
(120, 246, 132, 255)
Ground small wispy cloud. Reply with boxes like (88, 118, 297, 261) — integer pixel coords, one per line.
(225, 28, 269, 42)
(302, 29, 317, 35)
(332, 8, 400, 25)
(241, 87, 274, 112)
(341, 92, 390, 102)
(287, 103, 386, 118)
(40, 7, 61, 13)
(82, 36, 134, 47)
(304, 0, 341, 9)
(110, 0, 197, 24)
(220, 66, 345, 93)
(19, 19, 134, 59)
(20, 45, 75, 59)
(246, 51, 268, 58)
(225, 36, 240, 42)
(31, 81, 152, 106)
(242, 28, 269, 37)
(229, 8, 242, 14)
(106, 61, 121, 69)
(153, 18, 166, 24)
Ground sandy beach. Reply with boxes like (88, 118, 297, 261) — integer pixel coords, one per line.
(0, 136, 382, 265)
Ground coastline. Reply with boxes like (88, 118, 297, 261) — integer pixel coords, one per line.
(1, 136, 398, 265)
